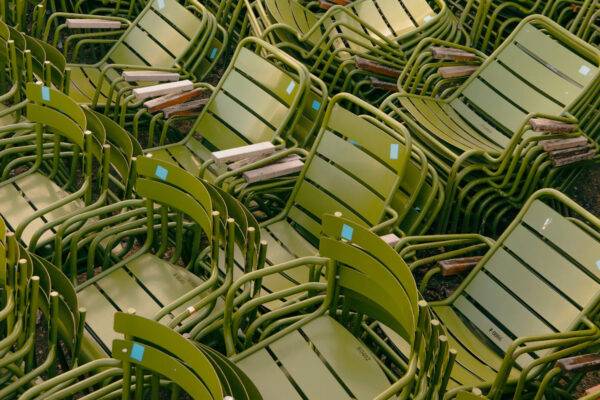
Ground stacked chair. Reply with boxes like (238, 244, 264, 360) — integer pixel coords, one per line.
(0, 0, 599, 399)
(383, 15, 600, 234)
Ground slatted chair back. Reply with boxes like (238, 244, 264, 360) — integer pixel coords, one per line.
(135, 155, 213, 237)
(445, 16, 599, 153)
(183, 37, 312, 151)
(113, 312, 225, 399)
(103, 0, 223, 74)
(320, 214, 419, 342)
(448, 190, 600, 368)
(282, 93, 412, 242)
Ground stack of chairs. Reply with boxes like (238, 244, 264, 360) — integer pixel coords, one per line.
(0, 0, 598, 399)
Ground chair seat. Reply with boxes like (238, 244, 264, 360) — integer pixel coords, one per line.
(0, 172, 85, 244)
(78, 253, 215, 352)
(237, 316, 391, 399)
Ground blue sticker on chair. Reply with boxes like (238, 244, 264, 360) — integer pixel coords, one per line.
(596, 260, 600, 270)
(349, 139, 358, 146)
(286, 81, 296, 95)
(311, 100, 321, 111)
(41, 86, 51, 102)
(155, 165, 168, 181)
(130, 343, 145, 362)
(156, 0, 165, 9)
(389, 143, 399, 160)
(341, 224, 353, 241)
(209, 47, 218, 60)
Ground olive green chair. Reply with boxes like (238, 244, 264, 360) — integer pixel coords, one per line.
(17, 310, 263, 399)
(41, 0, 227, 108)
(222, 93, 414, 302)
(390, 188, 600, 398)
(188, 214, 454, 399)
(146, 37, 326, 181)
(50, 156, 259, 361)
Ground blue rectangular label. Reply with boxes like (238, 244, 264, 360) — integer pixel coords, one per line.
(341, 224, 353, 241)
(311, 100, 321, 111)
(156, 0, 165, 9)
(155, 165, 168, 181)
(130, 343, 145, 362)
(42, 86, 50, 102)
(389, 143, 399, 160)
(286, 81, 295, 95)
(209, 47, 218, 60)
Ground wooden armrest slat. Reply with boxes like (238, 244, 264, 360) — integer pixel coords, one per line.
(556, 353, 600, 372)
(585, 384, 600, 396)
(438, 65, 478, 79)
(530, 118, 578, 133)
(122, 71, 180, 82)
(370, 77, 398, 92)
(319, 0, 334, 9)
(162, 99, 208, 118)
(133, 80, 193, 101)
(66, 18, 122, 29)
(540, 136, 587, 152)
(380, 233, 401, 247)
(430, 47, 478, 61)
(439, 256, 482, 276)
(145, 88, 205, 112)
(548, 144, 591, 158)
(355, 58, 401, 78)
(551, 149, 596, 166)
(212, 142, 276, 165)
(243, 158, 304, 183)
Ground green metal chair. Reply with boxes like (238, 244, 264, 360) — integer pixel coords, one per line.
(145, 37, 326, 181)
(382, 15, 599, 234)
(390, 188, 600, 398)
(41, 0, 227, 109)
(50, 156, 260, 361)
(189, 213, 455, 399)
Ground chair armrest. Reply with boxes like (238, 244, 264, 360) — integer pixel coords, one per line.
(355, 57, 402, 78)
(438, 256, 483, 276)
(144, 87, 206, 112)
(161, 99, 209, 118)
(319, 0, 334, 9)
(242, 156, 304, 183)
(556, 353, 600, 373)
(65, 18, 123, 29)
(122, 71, 180, 82)
(438, 65, 478, 79)
(211, 142, 278, 165)
(583, 384, 600, 397)
(369, 77, 398, 92)
(132, 80, 194, 101)
(430, 47, 479, 62)
(380, 233, 401, 247)
(530, 117, 578, 133)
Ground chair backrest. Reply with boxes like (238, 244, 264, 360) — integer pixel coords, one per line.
(319, 214, 419, 342)
(450, 16, 599, 143)
(284, 93, 411, 242)
(454, 191, 600, 367)
(112, 312, 225, 400)
(26, 82, 88, 149)
(105, 0, 207, 67)
(187, 37, 313, 150)
(135, 155, 213, 238)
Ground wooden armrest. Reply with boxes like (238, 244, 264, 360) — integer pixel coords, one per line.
(439, 256, 482, 276)
(122, 70, 180, 82)
(541, 136, 587, 152)
(211, 142, 276, 165)
(319, 0, 334, 9)
(530, 118, 578, 133)
(331, 0, 351, 4)
(584, 384, 600, 396)
(380, 233, 401, 247)
(430, 47, 478, 62)
(556, 353, 600, 373)
(370, 77, 398, 92)
(438, 65, 478, 79)
(162, 99, 208, 118)
(144, 88, 205, 112)
(243, 156, 304, 183)
(551, 149, 596, 167)
(355, 58, 402, 78)
(66, 18, 122, 29)
(133, 80, 193, 101)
